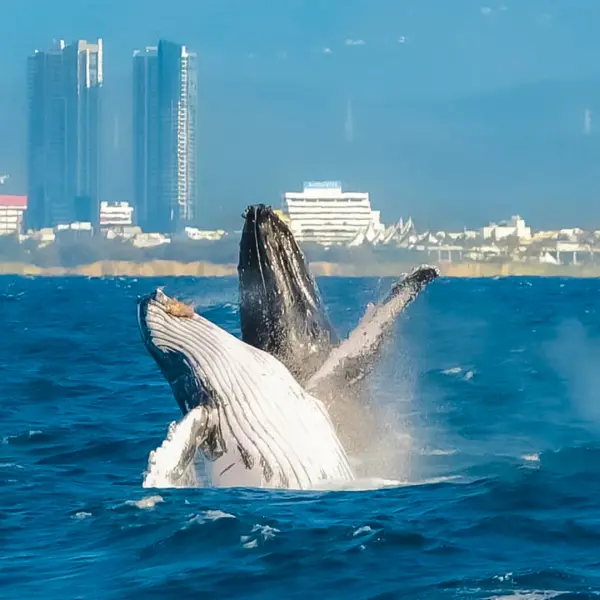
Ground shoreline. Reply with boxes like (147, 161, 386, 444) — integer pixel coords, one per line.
(0, 259, 599, 278)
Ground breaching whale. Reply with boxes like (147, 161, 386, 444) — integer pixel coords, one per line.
(238, 204, 438, 386)
(137, 288, 354, 490)
(238, 203, 339, 383)
(238, 204, 439, 454)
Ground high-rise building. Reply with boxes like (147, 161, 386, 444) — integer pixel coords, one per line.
(26, 39, 103, 231)
(133, 40, 198, 233)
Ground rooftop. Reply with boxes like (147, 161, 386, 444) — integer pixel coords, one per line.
(0, 195, 27, 208)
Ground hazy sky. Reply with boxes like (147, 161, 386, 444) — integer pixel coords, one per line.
(1, 0, 600, 230)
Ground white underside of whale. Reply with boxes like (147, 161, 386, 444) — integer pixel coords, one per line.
(142, 292, 355, 490)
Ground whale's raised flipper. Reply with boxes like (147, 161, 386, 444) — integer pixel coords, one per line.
(306, 265, 439, 394)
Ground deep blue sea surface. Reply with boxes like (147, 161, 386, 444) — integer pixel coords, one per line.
(3, 275, 600, 599)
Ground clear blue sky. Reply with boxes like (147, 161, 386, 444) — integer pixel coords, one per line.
(1, 0, 600, 229)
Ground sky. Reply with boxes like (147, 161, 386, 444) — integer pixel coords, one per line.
(1, 0, 600, 230)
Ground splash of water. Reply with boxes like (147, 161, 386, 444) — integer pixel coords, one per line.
(143, 402, 413, 491)
(143, 347, 417, 491)
(546, 319, 600, 429)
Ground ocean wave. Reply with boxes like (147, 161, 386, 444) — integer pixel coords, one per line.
(5, 276, 600, 598)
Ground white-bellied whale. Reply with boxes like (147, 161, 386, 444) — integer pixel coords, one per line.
(137, 288, 355, 490)
(238, 204, 438, 456)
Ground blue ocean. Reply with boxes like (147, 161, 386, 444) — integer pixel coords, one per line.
(3, 275, 600, 599)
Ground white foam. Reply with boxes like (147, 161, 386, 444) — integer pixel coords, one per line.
(241, 524, 280, 548)
(72, 511, 92, 520)
(2, 429, 43, 444)
(423, 449, 457, 456)
(487, 592, 564, 600)
(442, 367, 462, 375)
(311, 477, 405, 491)
(126, 495, 164, 509)
(403, 475, 463, 486)
(521, 453, 540, 462)
(186, 510, 236, 527)
(204, 509, 235, 520)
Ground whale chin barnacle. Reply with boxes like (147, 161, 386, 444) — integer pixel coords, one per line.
(164, 298, 196, 319)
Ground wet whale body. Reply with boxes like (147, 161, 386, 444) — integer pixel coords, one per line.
(238, 204, 438, 387)
(137, 288, 354, 490)
(237, 204, 439, 454)
(238, 203, 339, 384)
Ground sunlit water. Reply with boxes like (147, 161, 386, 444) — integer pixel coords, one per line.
(3, 275, 600, 598)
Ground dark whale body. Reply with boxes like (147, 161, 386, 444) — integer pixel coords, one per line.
(238, 204, 438, 390)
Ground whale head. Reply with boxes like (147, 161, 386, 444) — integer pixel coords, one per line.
(136, 287, 354, 490)
(238, 204, 338, 381)
(137, 289, 212, 416)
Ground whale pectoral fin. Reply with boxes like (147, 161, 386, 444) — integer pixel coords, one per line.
(307, 264, 439, 394)
(361, 302, 376, 324)
(158, 406, 211, 484)
(383, 264, 439, 304)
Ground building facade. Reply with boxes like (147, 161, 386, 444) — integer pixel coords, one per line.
(26, 39, 103, 231)
(0, 195, 27, 235)
(283, 181, 376, 246)
(482, 216, 532, 242)
(133, 40, 198, 233)
(100, 201, 134, 227)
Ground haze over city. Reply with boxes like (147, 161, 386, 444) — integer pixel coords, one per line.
(1, 0, 600, 230)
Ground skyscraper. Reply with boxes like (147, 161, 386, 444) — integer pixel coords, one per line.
(133, 40, 198, 233)
(26, 39, 103, 230)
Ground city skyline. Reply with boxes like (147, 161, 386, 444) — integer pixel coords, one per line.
(2, 2, 600, 231)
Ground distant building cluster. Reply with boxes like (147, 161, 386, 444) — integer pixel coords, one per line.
(403, 216, 600, 266)
(4, 37, 600, 270)
(24, 37, 198, 235)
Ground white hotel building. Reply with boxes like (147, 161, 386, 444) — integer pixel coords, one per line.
(283, 181, 382, 246)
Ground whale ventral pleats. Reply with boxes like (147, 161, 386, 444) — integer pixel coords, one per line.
(164, 298, 196, 319)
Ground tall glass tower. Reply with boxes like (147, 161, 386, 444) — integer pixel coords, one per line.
(133, 40, 198, 233)
(26, 39, 103, 230)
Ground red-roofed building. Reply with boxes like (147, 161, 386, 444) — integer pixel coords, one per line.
(0, 195, 28, 235)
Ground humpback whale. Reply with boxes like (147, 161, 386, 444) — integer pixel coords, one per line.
(238, 204, 339, 383)
(238, 204, 438, 454)
(238, 204, 438, 386)
(137, 288, 354, 490)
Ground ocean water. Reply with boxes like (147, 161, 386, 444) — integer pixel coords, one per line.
(3, 275, 600, 599)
